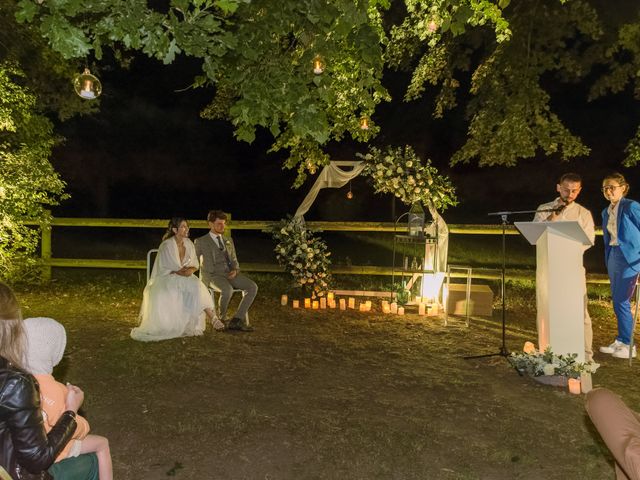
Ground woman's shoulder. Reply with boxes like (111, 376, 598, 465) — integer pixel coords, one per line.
(0, 364, 39, 409)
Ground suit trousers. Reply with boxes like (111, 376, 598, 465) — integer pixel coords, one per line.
(209, 273, 258, 321)
(607, 246, 639, 345)
(586, 388, 640, 480)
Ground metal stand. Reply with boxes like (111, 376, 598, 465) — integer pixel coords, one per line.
(464, 213, 511, 360)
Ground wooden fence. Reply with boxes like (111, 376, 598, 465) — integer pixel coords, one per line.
(30, 217, 609, 284)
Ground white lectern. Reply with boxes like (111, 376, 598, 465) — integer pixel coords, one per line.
(514, 221, 593, 362)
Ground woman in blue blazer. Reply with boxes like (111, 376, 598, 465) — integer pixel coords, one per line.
(600, 172, 640, 359)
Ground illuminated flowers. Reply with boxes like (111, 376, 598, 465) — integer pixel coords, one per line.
(272, 217, 331, 297)
(358, 145, 457, 210)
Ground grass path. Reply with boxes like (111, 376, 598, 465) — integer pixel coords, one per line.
(14, 274, 633, 479)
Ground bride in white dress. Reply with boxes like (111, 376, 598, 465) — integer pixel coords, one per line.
(131, 218, 216, 342)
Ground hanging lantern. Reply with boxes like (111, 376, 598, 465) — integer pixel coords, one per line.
(312, 55, 325, 75)
(73, 68, 102, 100)
(359, 116, 370, 130)
(346, 181, 353, 199)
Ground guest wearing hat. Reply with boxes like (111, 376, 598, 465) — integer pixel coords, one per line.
(23, 317, 113, 480)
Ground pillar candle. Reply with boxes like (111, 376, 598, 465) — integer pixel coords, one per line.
(418, 303, 426, 316)
(415, 296, 422, 304)
(339, 299, 346, 310)
(281, 294, 288, 306)
(327, 292, 334, 301)
(304, 298, 311, 309)
(382, 302, 391, 314)
(365, 301, 372, 311)
(329, 300, 336, 309)
(523, 341, 536, 354)
(390, 302, 398, 314)
(397, 306, 405, 316)
(348, 297, 355, 309)
(312, 300, 319, 309)
(359, 303, 366, 312)
(292, 300, 300, 309)
(320, 298, 327, 309)
(428, 304, 439, 316)
(568, 378, 581, 395)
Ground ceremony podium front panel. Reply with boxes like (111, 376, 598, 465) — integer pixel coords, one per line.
(515, 221, 592, 363)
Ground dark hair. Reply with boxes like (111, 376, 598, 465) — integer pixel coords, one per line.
(558, 173, 582, 185)
(603, 172, 630, 196)
(162, 217, 187, 241)
(207, 210, 227, 222)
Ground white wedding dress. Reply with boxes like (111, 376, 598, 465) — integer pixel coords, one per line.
(131, 237, 214, 342)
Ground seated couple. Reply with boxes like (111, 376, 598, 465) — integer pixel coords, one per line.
(131, 210, 257, 342)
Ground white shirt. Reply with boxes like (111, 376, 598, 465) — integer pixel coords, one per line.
(533, 198, 595, 250)
(607, 202, 620, 246)
(209, 232, 225, 249)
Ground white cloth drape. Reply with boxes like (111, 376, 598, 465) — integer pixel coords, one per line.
(294, 161, 366, 218)
(293, 161, 449, 272)
(131, 237, 213, 342)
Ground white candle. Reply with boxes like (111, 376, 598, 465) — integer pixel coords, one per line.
(397, 306, 405, 316)
(327, 292, 334, 301)
(312, 301, 319, 310)
(329, 300, 336, 309)
(320, 298, 327, 309)
(281, 294, 288, 306)
(390, 302, 398, 314)
(382, 302, 391, 314)
(348, 297, 355, 309)
(359, 303, 366, 312)
(543, 364, 555, 376)
(418, 303, 426, 316)
(568, 378, 581, 395)
(339, 299, 346, 310)
(292, 300, 300, 309)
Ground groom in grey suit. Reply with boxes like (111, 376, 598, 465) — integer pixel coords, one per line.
(195, 210, 258, 332)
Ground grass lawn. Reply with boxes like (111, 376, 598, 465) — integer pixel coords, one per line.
(12, 271, 635, 479)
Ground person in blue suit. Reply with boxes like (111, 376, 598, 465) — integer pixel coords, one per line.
(600, 172, 640, 359)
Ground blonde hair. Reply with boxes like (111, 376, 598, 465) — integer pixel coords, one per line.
(604, 172, 630, 196)
(0, 282, 25, 368)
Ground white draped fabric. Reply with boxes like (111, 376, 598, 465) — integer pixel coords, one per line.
(293, 161, 449, 272)
(294, 161, 366, 218)
(131, 237, 213, 342)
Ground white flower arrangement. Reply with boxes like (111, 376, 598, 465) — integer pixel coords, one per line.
(358, 145, 458, 210)
(272, 217, 331, 298)
(510, 347, 599, 379)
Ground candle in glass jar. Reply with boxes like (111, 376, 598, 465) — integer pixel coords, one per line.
(304, 298, 311, 309)
(281, 294, 288, 306)
(348, 297, 355, 309)
(339, 299, 346, 310)
(418, 303, 426, 316)
(568, 378, 581, 395)
(312, 300, 319, 310)
(390, 302, 398, 314)
(320, 298, 327, 309)
(292, 300, 300, 309)
(397, 306, 405, 316)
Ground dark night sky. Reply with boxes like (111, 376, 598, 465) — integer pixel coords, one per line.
(51, 52, 640, 225)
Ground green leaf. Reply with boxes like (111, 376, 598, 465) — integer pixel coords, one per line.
(15, 0, 37, 23)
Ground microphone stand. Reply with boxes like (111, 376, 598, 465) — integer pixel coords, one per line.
(463, 207, 559, 363)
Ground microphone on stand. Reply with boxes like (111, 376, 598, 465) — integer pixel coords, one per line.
(554, 203, 567, 214)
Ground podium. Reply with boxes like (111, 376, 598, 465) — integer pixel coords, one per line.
(514, 221, 593, 362)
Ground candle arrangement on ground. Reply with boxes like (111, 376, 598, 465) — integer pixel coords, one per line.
(280, 293, 443, 318)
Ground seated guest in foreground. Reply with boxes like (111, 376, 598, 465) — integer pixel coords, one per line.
(131, 217, 218, 341)
(24, 317, 113, 480)
(195, 210, 257, 332)
(586, 388, 640, 480)
(0, 282, 98, 480)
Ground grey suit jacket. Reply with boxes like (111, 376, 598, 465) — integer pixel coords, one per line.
(194, 233, 240, 285)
